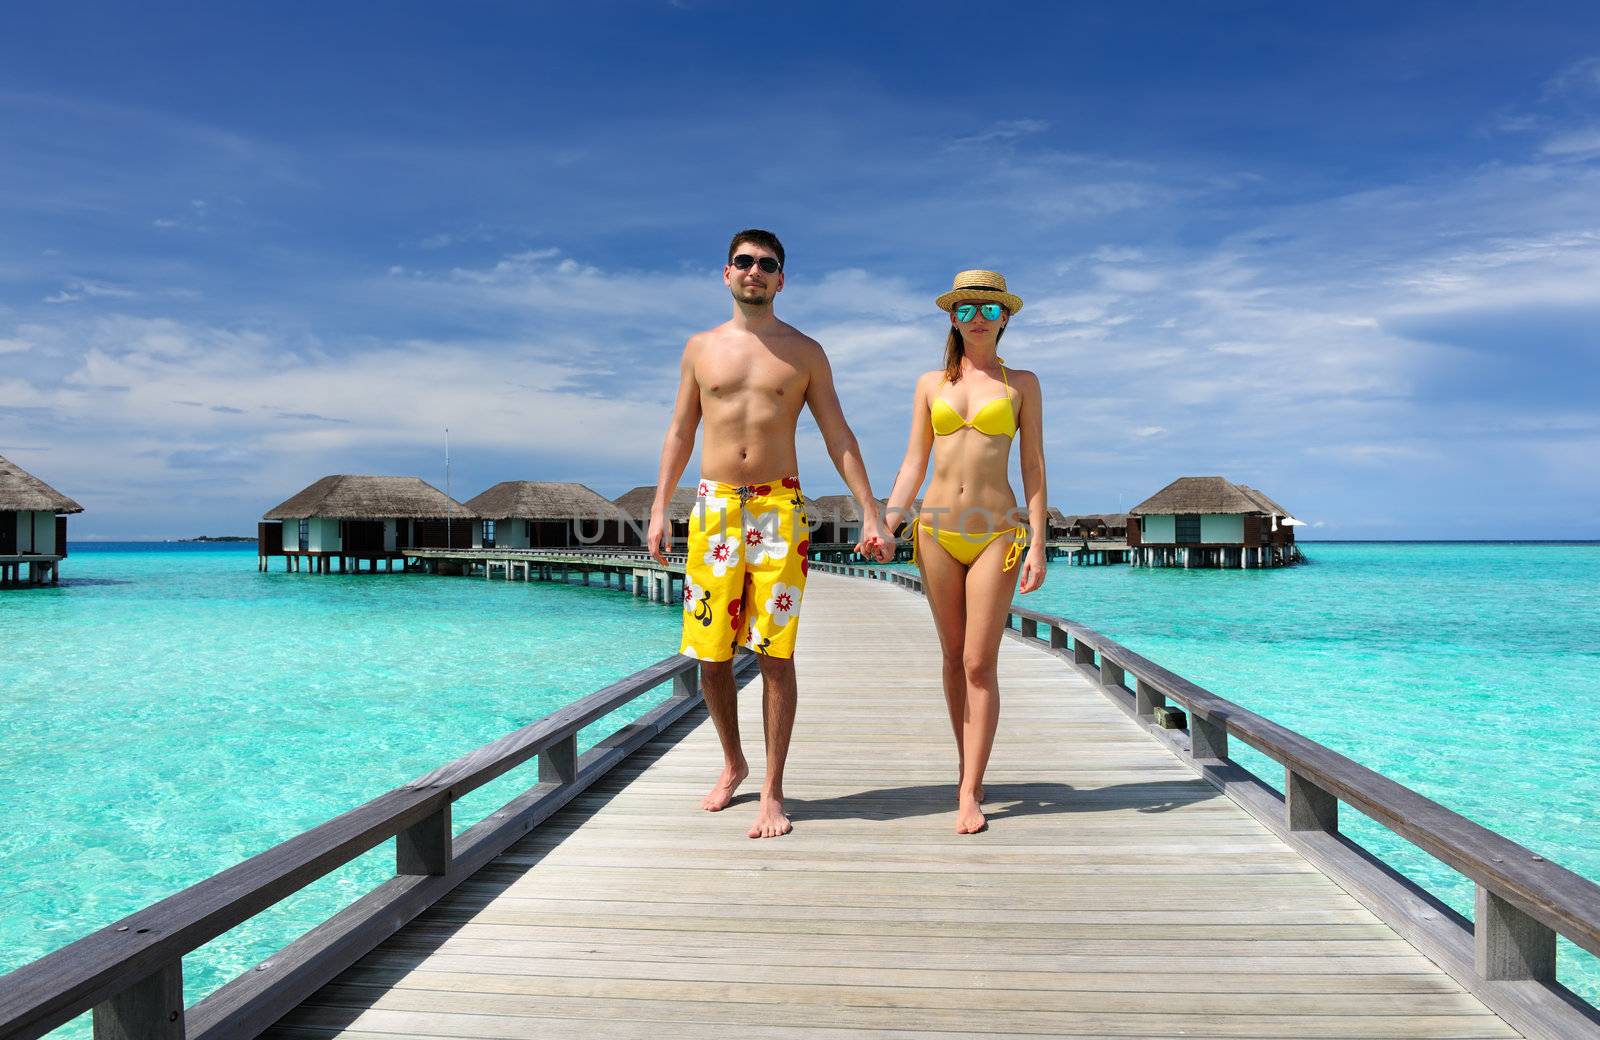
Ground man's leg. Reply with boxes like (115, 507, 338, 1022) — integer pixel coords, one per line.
(699, 658, 748, 812)
(681, 488, 747, 812)
(749, 655, 796, 838)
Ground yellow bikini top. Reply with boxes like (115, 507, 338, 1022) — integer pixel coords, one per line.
(930, 361, 1018, 438)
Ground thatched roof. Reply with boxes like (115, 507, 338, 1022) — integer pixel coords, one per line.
(1067, 513, 1129, 526)
(264, 475, 472, 520)
(1130, 477, 1276, 516)
(0, 455, 83, 513)
(1236, 485, 1292, 518)
(466, 481, 623, 521)
(613, 485, 696, 521)
(809, 494, 889, 522)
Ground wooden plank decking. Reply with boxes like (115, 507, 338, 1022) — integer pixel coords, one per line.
(264, 572, 1520, 1040)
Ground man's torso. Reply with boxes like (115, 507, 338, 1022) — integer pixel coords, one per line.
(693, 321, 815, 484)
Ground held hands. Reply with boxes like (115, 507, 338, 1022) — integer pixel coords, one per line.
(853, 534, 896, 563)
(1018, 545, 1047, 594)
(854, 512, 897, 564)
(647, 509, 670, 565)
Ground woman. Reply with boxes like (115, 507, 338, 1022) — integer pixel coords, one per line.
(881, 269, 1049, 835)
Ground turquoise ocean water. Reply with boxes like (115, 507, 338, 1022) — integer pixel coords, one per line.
(0, 543, 682, 1036)
(2, 541, 1597, 1029)
(1016, 541, 1600, 1003)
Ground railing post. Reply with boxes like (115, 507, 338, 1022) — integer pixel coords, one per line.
(1135, 677, 1165, 717)
(539, 734, 578, 785)
(1475, 888, 1557, 981)
(1049, 625, 1067, 651)
(1099, 658, 1126, 694)
(92, 962, 184, 1040)
(1190, 712, 1228, 760)
(1020, 617, 1038, 639)
(1072, 640, 1095, 667)
(396, 804, 452, 876)
(1285, 768, 1338, 833)
(673, 662, 699, 701)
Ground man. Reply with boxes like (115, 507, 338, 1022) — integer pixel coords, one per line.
(649, 228, 891, 838)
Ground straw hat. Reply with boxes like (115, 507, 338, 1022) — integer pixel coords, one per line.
(935, 269, 1023, 315)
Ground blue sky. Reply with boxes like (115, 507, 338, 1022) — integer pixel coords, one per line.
(3, 2, 1599, 538)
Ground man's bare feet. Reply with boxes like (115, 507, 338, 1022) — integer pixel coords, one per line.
(701, 761, 748, 812)
(956, 792, 987, 835)
(748, 794, 792, 838)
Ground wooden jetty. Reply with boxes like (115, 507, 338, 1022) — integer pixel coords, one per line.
(3, 562, 1599, 1039)
(806, 540, 1120, 565)
(406, 548, 689, 605)
(1059, 539, 1132, 565)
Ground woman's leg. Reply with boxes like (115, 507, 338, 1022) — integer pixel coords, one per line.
(916, 524, 971, 792)
(955, 533, 1023, 833)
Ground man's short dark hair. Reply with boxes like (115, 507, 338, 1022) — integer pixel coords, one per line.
(728, 228, 785, 270)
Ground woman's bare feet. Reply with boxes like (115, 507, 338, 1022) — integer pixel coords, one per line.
(956, 792, 987, 834)
(701, 761, 748, 812)
(958, 765, 983, 806)
(748, 794, 792, 838)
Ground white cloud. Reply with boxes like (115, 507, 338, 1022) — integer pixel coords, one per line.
(949, 119, 1049, 149)
(43, 280, 138, 305)
(1541, 127, 1600, 158)
(1090, 246, 1145, 263)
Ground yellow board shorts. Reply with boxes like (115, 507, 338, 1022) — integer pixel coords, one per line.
(680, 476, 811, 662)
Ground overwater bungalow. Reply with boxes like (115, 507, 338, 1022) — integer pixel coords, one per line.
(465, 481, 628, 548)
(1064, 513, 1129, 539)
(612, 485, 695, 547)
(1128, 475, 1304, 568)
(808, 494, 892, 546)
(0, 454, 83, 586)
(259, 475, 474, 573)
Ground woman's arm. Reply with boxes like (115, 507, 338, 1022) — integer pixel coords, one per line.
(883, 373, 936, 535)
(1016, 369, 1049, 593)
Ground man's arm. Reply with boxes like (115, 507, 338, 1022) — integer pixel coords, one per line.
(802, 341, 891, 555)
(649, 339, 702, 563)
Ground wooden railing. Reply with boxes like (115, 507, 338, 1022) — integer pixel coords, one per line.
(810, 561, 1600, 1039)
(406, 546, 688, 565)
(0, 653, 756, 1040)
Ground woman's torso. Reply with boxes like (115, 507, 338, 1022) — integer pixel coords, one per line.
(921, 365, 1021, 535)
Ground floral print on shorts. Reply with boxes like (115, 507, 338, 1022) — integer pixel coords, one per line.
(680, 476, 810, 662)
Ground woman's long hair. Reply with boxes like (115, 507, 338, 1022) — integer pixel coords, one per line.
(943, 314, 1008, 384)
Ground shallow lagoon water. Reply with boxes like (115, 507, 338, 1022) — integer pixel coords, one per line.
(0, 543, 681, 1033)
(4, 540, 1598, 1028)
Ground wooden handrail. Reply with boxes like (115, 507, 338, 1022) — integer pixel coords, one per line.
(0, 651, 748, 1040)
(809, 560, 1600, 1030)
(404, 547, 688, 564)
(1008, 608, 1600, 962)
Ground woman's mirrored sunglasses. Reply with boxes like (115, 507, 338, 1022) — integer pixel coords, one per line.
(731, 254, 781, 274)
(953, 302, 1005, 323)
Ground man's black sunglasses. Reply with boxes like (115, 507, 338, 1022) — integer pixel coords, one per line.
(731, 254, 781, 274)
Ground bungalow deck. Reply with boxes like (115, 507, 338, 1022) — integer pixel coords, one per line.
(3, 569, 1597, 1040)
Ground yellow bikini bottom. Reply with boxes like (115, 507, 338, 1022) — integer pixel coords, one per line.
(912, 519, 1026, 571)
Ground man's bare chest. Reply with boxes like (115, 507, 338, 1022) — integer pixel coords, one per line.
(697, 352, 808, 407)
